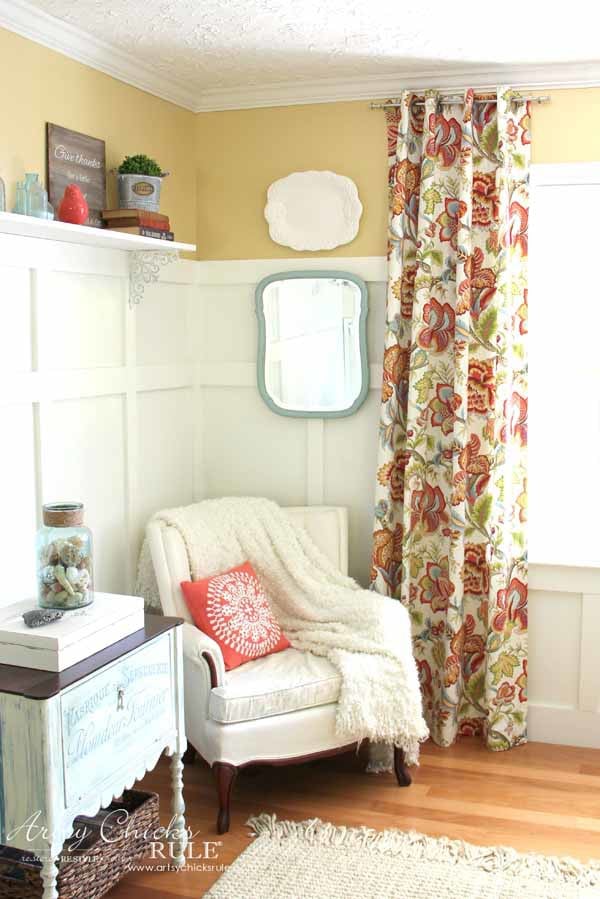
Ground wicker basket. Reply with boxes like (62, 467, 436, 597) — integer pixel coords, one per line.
(0, 790, 160, 899)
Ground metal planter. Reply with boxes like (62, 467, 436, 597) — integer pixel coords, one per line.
(117, 173, 164, 211)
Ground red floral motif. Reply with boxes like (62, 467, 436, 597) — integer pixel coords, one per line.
(458, 717, 485, 737)
(410, 482, 449, 533)
(505, 201, 528, 255)
(372, 524, 403, 572)
(386, 111, 401, 156)
(429, 383, 461, 435)
(457, 248, 497, 318)
(377, 450, 410, 502)
(417, 658, 433, 697)
(444, 653, 461, 687)
(391, 158, 421, 216)
(468, 359, 496, 414)
(418, 298, 455, 353)
(419, 557, 455, 612)
(520, 105, 531, 145)
(453, 435, 490, 505)
(464, 543, 490, 596)
(479, 599, 489, 624)
(463, 89, 474, 122)
(472, 102, 495, 134)
(391, 265, 417, 319)
(409, 97, 425, 135)
(381, 344, 408, 402)
(401, 265, 417, 318)
(492, 578, 528, 633)
(486, 228, 499, 254)
(451, 614, 486, 678)
(436, 198, 468, 250)
(515, 288, 528, 335)
(425, 114, 462, 167)
(472, 172, 499, 227)
(506, 119, 519, 143)
(496, 681, 516, 702)
(501, 391, 527, 446)
(516, 660, 527, 703)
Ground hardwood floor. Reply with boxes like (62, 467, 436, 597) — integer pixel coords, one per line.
(110, 739, 600, 898)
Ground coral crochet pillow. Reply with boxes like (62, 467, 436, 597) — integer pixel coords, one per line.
(181, 561, 290, 670)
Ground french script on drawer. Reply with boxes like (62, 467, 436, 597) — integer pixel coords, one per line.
(68, 686, 170, 763)
(60, 637, 174, 804)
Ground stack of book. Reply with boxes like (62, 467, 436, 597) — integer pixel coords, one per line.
(102, 209, 174, 241)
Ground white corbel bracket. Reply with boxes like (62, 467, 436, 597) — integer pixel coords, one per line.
(129, 249, 180, 307)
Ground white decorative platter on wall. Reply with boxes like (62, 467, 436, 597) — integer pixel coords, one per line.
(264, 171, 363, 251)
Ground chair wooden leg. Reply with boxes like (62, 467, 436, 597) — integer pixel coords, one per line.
(393, 747, 412, 787)
(183, 743, 197, 765)
(212, 762, 238, 834)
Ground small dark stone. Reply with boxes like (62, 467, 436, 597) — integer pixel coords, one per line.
(22, 609, 64, 628)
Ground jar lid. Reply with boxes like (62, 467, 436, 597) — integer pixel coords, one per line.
(42, 502, 84, 527)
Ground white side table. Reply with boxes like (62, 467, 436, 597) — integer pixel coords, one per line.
(0, 615, 187, 899)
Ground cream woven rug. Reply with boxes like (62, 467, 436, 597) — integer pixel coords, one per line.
(205, 815, 600, 898)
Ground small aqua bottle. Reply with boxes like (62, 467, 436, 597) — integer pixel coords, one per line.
(13, 181, 27, 215)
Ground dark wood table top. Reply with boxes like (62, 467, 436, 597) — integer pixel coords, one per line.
(0, 614, 182, 700)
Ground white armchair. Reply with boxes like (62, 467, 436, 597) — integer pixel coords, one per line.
(147, 505, 411, 833)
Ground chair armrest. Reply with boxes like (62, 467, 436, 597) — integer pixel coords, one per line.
(182, 622, 225, 688)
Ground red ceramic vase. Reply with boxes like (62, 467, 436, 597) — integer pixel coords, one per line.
(58, 184, 89, 225)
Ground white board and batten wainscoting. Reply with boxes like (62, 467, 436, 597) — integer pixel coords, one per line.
(1, 227, 599, 752)
(0, 228, 199, 603)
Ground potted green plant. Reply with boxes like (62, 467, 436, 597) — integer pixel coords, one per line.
(116, 154, 169, 212)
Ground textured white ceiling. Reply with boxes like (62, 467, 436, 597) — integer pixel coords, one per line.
(20, 0, 600, 95)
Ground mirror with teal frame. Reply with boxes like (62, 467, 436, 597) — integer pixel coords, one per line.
(255, 271, 369, 418)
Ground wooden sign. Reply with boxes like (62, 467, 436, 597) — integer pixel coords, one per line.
(46, 123, 106, 228)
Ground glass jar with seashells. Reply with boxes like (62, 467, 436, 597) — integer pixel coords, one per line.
(36, 503, 93, 610)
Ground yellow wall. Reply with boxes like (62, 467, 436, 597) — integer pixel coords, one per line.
(529, 87, 600, 162)
(0, 27, 196, 245)
(195, 101, 387, 260)
(195, 87, 600, 260)
(2, 23, 600, 261)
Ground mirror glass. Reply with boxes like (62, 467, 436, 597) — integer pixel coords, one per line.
(256, 272, 368, 417)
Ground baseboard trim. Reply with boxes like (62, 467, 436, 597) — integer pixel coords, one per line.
(528, 704, 600, 749)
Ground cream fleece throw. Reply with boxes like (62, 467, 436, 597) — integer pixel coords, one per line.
(137, 497, 428, 765)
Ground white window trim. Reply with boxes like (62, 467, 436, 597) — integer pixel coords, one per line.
(529, 162, 600, 592)
(531, 161, 600, 186)
(530, 563, 600, 594)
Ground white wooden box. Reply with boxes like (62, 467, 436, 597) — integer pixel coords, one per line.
(0, 593, 144, 672)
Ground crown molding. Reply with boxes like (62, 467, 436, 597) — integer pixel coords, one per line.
(2, 2, 600, 114)
(193, 61, 600, 111)
(0, 0, 198, 111)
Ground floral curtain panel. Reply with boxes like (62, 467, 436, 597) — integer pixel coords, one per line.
(371, 88, 529, 750)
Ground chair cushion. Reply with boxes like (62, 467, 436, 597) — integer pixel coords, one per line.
(181, 561, 290, 670)
(208, 647, 341, 724)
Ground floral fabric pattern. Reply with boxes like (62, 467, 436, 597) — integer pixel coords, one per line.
(371, 88, 529, 751)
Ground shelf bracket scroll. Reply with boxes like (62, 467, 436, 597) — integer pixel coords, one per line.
(129, 249, 179, 308)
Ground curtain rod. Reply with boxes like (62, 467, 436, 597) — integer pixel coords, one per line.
(371, 95, 551, 109)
